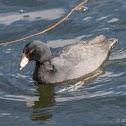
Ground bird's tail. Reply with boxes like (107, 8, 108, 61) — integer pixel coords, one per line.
(108, 38, 118, 50)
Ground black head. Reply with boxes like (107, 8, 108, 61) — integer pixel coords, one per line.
(20, 40, 51, 70)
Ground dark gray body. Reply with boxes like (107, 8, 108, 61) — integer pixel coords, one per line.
(30, 35, 117, 84)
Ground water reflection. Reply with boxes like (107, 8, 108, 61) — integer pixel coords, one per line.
(30, 84, 56, 121)
(0, 8, 65, 25)
(28, 68, 104, 122)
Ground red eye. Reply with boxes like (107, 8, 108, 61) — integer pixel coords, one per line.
(29, 51, 32, 54)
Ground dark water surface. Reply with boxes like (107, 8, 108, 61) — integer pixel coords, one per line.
(0, 0, 126, 125)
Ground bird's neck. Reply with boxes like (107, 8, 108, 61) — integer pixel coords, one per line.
(33, 60, 54, 83)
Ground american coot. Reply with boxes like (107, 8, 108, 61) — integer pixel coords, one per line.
(20, 35, 117, 84)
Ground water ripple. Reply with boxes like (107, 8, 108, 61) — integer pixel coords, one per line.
(109, 48, 126, 60)
(0, 8, 65, 25)
(0, 93, 39, 102)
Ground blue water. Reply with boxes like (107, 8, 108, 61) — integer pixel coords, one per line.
(0, 0, 126, 125)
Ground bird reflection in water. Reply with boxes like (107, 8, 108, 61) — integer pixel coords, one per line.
(26, 84, 56, 121)
(25, 67, 104, 122)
